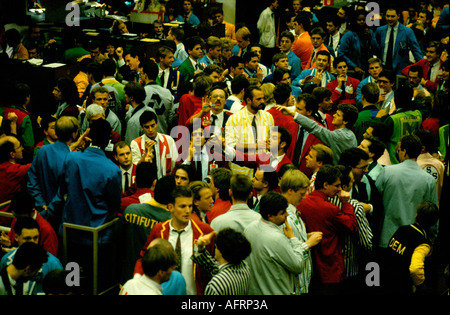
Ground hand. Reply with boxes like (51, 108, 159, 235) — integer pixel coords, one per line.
(70, 128, 92, 151)
(376, 109, 388, 118)
(338, 74, 346, 87)
(354, 67, 364, 75)
(256, 66, 263, 82)
(312, 70, 323, 85)
(274, 105, 295, 117)
(201, 96, 212, 115)
(302, 74, 314, 85)
(7, 112, 18, 123)
(305, 231, 323, 248)
(0, 231, 11, 248)
(283, 218, 295, 239)
(116, 47, 124, 59)
(196, 231, 216, 252)
(338, 190, 351, 204)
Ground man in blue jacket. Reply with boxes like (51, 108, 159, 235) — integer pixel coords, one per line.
(372, 6, 424, 74)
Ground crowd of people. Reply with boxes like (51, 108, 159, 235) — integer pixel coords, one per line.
(0, 0, 449, 296)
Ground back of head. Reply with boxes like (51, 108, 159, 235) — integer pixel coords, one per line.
(394, 85, 414, 110)
(216, 228, 251, 264)
(89, 119, 112, 149)
(361, 82, 380, 104)
(140, 59, 159, 81)
(311, 143, 334, 165)
(315, 164, 342, 190)
(153, 175, 177, 205)
(55, 116, 79, 142)
(124, 82, 146, 104)
(210, 168, 232, 201)
(142, 241, 177, 277)
(135, 162, 158, 190)
(43, 270, 77, 295)
(279, 169, 310, 194)
(415, 201, 439, 230)
(399, 134, 422, 159)
(85, 104, 105, 121)
(9, 189, 35, 216)
(338, 103, 359, 129)
(259, 191, 288, 221)
(230, 174, 253, 202)
(12, 242, 48, 271)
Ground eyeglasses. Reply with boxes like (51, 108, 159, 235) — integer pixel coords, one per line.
(211, 94, 226, 99)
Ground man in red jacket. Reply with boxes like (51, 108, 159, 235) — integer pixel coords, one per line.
(298, 164, 357, 295)
(401, 41, 445, 93)
(326, 56, 360, 108)
(134, 185, 214, 295)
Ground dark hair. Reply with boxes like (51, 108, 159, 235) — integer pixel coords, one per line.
(210, 168, 232, 201)
(294, 11, 313, 32)
(339, 147, 370, 168)
(168, 185, 193, 204)
(135, 162, 158, 189)
(230, 174, 253, 202)
(153, 175, 177, 204)
(315, 164, 342, 190)
(9, 189, 35, 216)
(0, 137, 16, 163)
(12, 83, 31, 106)
(378, 69, 396, 84)
(399, 134, 422, 159)
(316, 50, 331, 63)
(408, 65, 424, 78)
(56, 77, 79, 106)
(242, 51, 259, 64)
(43, 270, 77, 295)
(174, 164, 195, 184)
(140, 59, 159, 81)
(13, 216, 40, 236)
(394, 86, 414, 110)
(338, 103, 359, 129)
(12, 242, 48, 271)
(273, 67, 290, 84)
(89, 118, 112, 149)
(124, 82, 146, 104)
(273, 83, 292, 105)
(333, 56, 347, 69)
(230, 74, 249, 95)
(367, 120, 390, 143)
(260, 166, 279, 191)
(102, 58, 117, 77)
(209, 81, 229, 99)
(414, 129, 436, 154)
(335, 165, 353, 188)
(185, 36, 205, 52)
(310, 26, 325, 38)
(139, 110, 158, 127)
(40, 115, 57, 131)
(415, 201, 439, 230)
(364, 135, 386, 161)
(86, 62, 103, 83)
(297, 92, 319, 114)
(227, 55, 244, 70)
(244, 85, 263, 103)
(259, 191, 288, 220)
(216, 228, 251, 264)
(193, 74, 213, 97)
(277, 163, 297, 180)
(280, 30, 294, 43)
(312, 86, 332, 103)
(277, 126, 292, 152)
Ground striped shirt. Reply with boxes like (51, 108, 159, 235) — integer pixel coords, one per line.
(225, 107, 274, 178)
(329, 196, 373, 277)
(191, 250, 250, 295)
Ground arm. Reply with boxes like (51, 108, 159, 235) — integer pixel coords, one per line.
(409, 243, 431, 286)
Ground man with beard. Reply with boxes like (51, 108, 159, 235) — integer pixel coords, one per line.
(225, 85, 274, 178)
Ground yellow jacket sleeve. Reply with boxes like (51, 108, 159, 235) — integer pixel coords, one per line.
(409, 244, 431, 286)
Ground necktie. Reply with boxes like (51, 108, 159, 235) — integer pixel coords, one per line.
(251, 116, 258, 141)
(292, 126, 304, 167)
(339, 81, 347, 100)
(211, 114, 217, 126)
(160, 70, 165, 87)
(310, 51, 316, 67)
(386, 26, 394, 69)
(195, 155, 203, 181)
(124, 171, 129, 192)
(175, 229, 185, 272)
